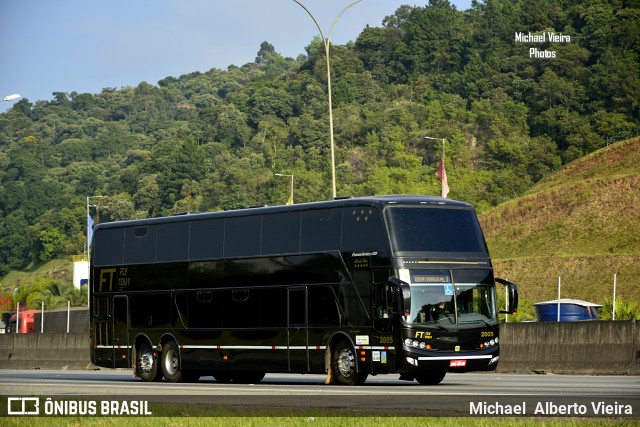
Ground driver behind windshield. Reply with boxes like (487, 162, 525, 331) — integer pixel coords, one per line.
(414, 299, 451, 323)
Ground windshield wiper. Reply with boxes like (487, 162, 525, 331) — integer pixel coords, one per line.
(425, 322, 448, 330)
(458, 317, 493, 327)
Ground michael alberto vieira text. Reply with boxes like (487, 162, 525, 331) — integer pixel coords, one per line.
(470, 401, 633, 416)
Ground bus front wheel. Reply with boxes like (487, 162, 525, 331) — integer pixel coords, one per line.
(136, 342, 162, 382)
(331, 340, 368, 386)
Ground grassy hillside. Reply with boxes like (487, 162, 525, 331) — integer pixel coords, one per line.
(479, 137, 640, 318)
(0, 258, 72, 293)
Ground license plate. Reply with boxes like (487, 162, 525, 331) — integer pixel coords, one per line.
(450, 359, 466, 367)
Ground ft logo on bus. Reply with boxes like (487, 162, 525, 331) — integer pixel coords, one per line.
(99, 268, 131, 291)
(98, 268, 117, 291)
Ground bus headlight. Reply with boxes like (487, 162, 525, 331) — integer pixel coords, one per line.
(483, 339, 498, 348)
(404, 338, 430, 350)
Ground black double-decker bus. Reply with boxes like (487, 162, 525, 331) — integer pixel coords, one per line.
(90, 195, 517, 385)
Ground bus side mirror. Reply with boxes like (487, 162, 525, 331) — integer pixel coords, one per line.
(496, 278, 519, 315)
(388, 276, 411, 318)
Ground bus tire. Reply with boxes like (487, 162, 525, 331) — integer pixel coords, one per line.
(160, 340, 183, 383)
(136, 342, 162, 382)
(415, 369, 446, 385)
(331, 340, 367, 386)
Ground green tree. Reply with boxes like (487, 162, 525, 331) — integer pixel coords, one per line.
(100, 194, 135, 222)
(198, 103, 251, 147)
(37, 229, 65, 262)
(24, 279, 87, 309)
(134, 174, 162, 217)
(255, 41, 294, 76)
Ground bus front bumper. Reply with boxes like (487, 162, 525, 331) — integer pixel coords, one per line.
(400, 347, 500, 373)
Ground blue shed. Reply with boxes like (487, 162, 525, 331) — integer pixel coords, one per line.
(534, 299, 602, 322)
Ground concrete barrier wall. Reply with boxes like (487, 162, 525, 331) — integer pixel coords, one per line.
(497, 320, 640, 375)
(0, 321, 638, 374)
(0, 333, 93, 370)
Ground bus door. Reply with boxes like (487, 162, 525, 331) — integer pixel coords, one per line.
(372, 273, 402, 373)
(112, 295, 130, 368)
(373, 270, 396, 333)
(288, 287, 308, 372)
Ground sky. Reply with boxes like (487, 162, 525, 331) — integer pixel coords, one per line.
(0, 0, 472, 112)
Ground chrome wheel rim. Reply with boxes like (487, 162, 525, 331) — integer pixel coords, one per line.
(139, 351, 154, 375)
(337, 348, 355, 377)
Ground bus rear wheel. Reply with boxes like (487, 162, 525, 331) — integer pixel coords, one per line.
(331, 340, 368, 386)
(137, 342, 162, 382)
(160, 341, 184, 383)
(415, 369, 446, 385)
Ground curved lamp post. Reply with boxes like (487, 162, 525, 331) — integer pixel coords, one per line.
(292, 0, 363, 199)
(424, 136, 446, 163)
(86, 195, 104, 255)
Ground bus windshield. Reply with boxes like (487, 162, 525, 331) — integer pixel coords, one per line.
(386, 207, 487, 254)
(405, 269, 497, 327)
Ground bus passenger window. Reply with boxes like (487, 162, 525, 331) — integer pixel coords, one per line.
(129, 293, 172, 329)
(223, 289, 259, 328)
(288, 288, 306, 327)
(257, 288, 287, 328)
(308, 286, 340, 327)
(188, 290, 222, 328)
(197, 291, 212, 303)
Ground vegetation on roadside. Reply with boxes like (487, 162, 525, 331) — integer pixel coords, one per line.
(598, 297, 640, 321)
(0, 277, 86, 311)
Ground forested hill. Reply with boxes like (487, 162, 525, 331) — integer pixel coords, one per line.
(0, 0, 638, 276)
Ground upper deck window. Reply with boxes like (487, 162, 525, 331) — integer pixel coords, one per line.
(386, 207, 487, 254)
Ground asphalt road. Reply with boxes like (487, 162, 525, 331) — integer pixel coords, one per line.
(1, 370, 639, 416)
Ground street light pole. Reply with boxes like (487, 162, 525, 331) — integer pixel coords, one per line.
(424, 136, 446, 165)
(292, 0, 363, 199)
(86, 195, 104, 311)
(86, 196, 104, 255)
(275, 174, 294, 205)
